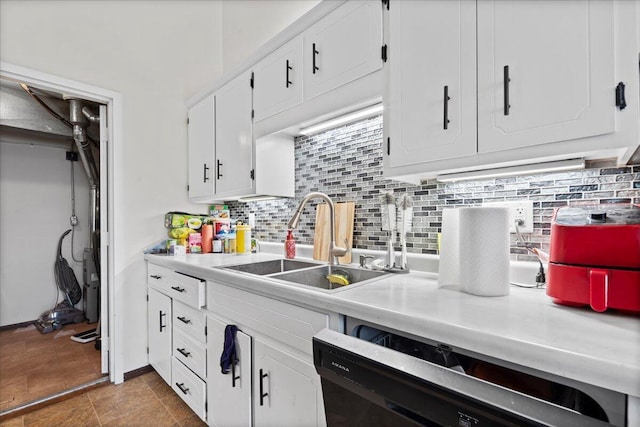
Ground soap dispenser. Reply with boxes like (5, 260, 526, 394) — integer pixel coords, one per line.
(285, 229, 296, 259)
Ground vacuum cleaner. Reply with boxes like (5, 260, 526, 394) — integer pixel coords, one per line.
(35, 229, 85, 333)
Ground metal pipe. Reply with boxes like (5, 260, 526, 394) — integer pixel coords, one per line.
(82, 106, 100, 123)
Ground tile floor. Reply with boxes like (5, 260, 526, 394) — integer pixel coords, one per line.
(0, 323, 102, 412)
(0, 371, 206, 427)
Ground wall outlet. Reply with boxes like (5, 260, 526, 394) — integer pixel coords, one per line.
(484, 201, 534, 233)
(248, 213, 256, 228)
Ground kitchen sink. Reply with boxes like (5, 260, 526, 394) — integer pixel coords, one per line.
(222, 259, 390, 292)
(270, 265, 388, 291)
(223, 259, 321, 275)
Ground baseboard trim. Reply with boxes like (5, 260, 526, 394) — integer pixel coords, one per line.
(0, 376, 109, 422)
(124, 365, 154, 381)
(0, 320, 37, 332)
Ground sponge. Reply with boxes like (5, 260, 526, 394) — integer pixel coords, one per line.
(326, 273, 350, 286)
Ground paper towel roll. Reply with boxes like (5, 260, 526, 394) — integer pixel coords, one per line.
(437, 208, 460, 288)
(201, 224, 213, 253)
(458, 207, 510, 296)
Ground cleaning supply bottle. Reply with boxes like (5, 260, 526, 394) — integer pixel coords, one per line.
(285, 230, 296, 259)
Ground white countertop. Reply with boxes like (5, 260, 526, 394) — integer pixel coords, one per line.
(144, 251, 640, 397)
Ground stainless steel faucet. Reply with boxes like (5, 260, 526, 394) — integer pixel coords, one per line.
(287, 192, 349, 265)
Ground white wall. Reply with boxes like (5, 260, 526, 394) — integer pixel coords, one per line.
(0, 0, 223, 372)
(221, 0, 321, 73)
(0, 142, 90, 326)
(1, 0, 322, 373)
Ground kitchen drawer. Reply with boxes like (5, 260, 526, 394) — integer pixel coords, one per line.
(207, 281, 328, 355)
(172, 357, 207, 422)
(148, 263, 205, 309)
(173, 300, 206, 344)
(173, 328, 206, 380)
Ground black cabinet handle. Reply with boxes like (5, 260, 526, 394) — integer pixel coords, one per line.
(259, 368, 268, 406)
(232, 361, 240, 388)
(286, 59, 293, 88)
(150, 275, 161, 280)
(312, 43, 319, 74)
(159, 311, 166, 332)
(177, 316, 191, 324)
(504, 65, 511, 116)
(171, 286, 185, 293)
(177, 347, 191, 358)
(175, 382, 189, 395)
(217, 159, 223, 179)
(443, 85, 451, 130)
(203, 163, 209, 182)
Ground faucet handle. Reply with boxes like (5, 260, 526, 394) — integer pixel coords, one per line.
(359, 255, 374, 269)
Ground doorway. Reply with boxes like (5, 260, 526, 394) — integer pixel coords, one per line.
(0, 62, 120, 415)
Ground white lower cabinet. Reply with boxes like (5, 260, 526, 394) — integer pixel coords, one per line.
(253, 337, 321, 427)
(147, 263, 207, 423)
(207, 315, 252, 427)
(206, 314, 324, 427)
(148, 288, 172, 385)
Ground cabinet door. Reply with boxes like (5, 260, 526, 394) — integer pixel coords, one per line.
(304, 0, 383, 100)
(187, 94, 215, 201)
(253, 35, 304, 122)
(148, 288, 172, 385)
(477, 0, 615, 153)
(215, 71, 254, 198)
(207, 316, 252, 427)
(254, 338, 322, 427)
(386, 0, 476, 168)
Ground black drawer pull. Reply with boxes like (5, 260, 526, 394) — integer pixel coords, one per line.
(232, 361, 240, 388)
(177, 316, 191, 324)
(203, 163, 209, 182)
(217, 159, 223, 179)
(159, 311, 167, 332)
(312, 43, 319, 74)
(286, 59, 293, 88)
(259, 368, 268, 406)
(150, 275, 161, 280)
(504, 65, 511, 116)
(443, 85, 451, 130)
(176, 382, 189, 395)
(177, 348, 191, 358)
(171, 286, 185, 293)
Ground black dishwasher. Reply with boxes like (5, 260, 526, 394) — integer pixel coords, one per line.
(313, 326, 625, 427)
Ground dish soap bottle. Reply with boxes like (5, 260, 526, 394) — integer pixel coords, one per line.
(285, 229, 296, 259)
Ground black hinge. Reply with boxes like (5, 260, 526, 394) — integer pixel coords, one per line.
(187, 117, 190, 125)
(250, 72, 254, 88)
(205, 325, 207, 337)
(382, 0, 389, 10)
(187, 185, 190, 192)
(615, 82, 627, 110)
(146, 347, 149, 354)
(381, 45, 388, 62)
(146, 294, 149, 301)
(251, 109, 255, 119)
(205, 401, 208, 412)
(250, 169, 255, 180)
(387, 137, 391, 156)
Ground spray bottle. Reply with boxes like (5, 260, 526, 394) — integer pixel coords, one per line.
(285, 229, 296, 259)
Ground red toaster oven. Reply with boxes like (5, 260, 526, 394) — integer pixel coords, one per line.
(547, 204, 640, 314)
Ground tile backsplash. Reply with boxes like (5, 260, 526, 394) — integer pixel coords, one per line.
(229, 115, 639, 261)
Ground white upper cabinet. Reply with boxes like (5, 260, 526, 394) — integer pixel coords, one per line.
(253, 35, 304, 122)
(386, 0, 476, 168)
(384, 0, 638, 182)
(187, 95, 215, 202)
(214, 70, 254, 199)
(477, 0, 615, 153)
(303, 0, 383, 100)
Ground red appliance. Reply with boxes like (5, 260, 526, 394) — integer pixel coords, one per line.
(547, 204, 640, 314)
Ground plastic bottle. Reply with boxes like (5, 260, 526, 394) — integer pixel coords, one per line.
(285, 230, 296, 259)
(236, 224, 251, 254)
